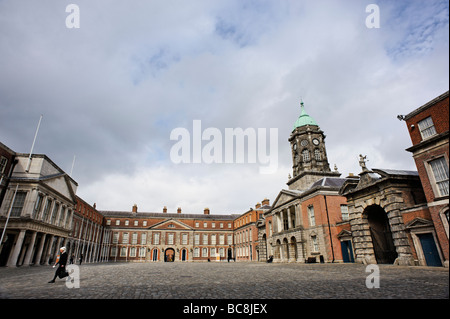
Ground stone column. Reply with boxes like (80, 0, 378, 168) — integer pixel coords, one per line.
(44, 235, 55, 265)
(287, 208, 293, 230)
(7, 229, 26, 267)
(34, 233, 46, 265)
(23, 231, 37, 265)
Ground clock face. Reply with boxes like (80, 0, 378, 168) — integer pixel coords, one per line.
(300, 139, 308, 147)
(312, 138, 320, 146)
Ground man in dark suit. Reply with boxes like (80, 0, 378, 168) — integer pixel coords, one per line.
(48, 247, 69, 283)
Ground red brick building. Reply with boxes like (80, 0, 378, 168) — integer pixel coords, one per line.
(403, 91, 449, 267)
(100, 206, 238, 262)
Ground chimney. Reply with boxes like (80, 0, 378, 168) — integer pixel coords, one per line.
(204, 208, 210, 215)
(177, 207, 182, 214)
(163, 206, 167, 213)
(132, 204, 138, 214)
(261, 198, 270, 206)
(255, 202, 261, 209)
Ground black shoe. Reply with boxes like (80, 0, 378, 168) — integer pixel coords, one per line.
(48, 280, 55, 283)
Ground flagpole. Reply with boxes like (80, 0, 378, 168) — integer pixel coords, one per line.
(70, 155, 76, 177)
(26, 115, 43, 172)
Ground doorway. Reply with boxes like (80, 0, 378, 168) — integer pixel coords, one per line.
(418, 233, 442, 267)
(366, 205, 397, 264)
(340, 240, 354, 263)
(152, 248, 158, 261)
(181, 249, 187, 261)
(164, 248, 175, 262)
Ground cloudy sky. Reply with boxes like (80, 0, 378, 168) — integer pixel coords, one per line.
(1, 0, 448, 214)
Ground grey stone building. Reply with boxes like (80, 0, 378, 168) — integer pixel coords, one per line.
(0, 152, 77, 266)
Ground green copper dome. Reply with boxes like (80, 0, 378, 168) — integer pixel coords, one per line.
(293, 101, 318, 130)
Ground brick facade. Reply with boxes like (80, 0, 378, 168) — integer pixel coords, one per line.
(404, 91, 449, 267)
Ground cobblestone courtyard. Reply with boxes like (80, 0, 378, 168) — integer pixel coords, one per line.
(0, 262, 448, 299)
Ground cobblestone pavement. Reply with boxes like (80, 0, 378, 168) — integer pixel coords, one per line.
(0, 262, 448, 299)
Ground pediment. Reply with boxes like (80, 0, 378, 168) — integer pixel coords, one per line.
(337, 229, 352, 238)
(271, 189, 301, 209)
(41, 174, 77, 203)
(150, 219, 193, 230)
(405, 217, 434, 229)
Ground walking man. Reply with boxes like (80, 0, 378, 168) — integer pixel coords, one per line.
(48, 247, 69, 283)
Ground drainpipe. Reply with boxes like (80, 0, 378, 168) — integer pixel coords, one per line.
(324, 195, 335, 263)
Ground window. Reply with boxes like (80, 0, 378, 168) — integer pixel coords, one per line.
(195, 222, 199, 228)
(58, 207, 66, 226)
(429, 157, 449, 196)
(182, 233, 188, 245)
(110, 246, 117, 257)
(130, 247, 136, 257)
(131, 233, 138, 244)
(122, 233, 129, 244)
(220, 223, 224, 228)
(227, 234, 232, 245)
(228, 223, 232, 228)
(311, 235, 319, 252)
(141, 233, 147, 245)
(139, 247, 146, 257)
(203, 234, 208, 245)
(134, 220, 138, 226)
(32, 194, 44, 219)
(302, 149, 310, 162)
(194, 234, 200, 245)
(210, 248, 216, 257)
(202, 248, 208, 257)
(314, 149, 321, 161)
(211, 234, 216, 245)
(194, 248, 200, 257)
(41, 199, 51, 221)
(115, 220, 120, 226)
(143, 221, 147, 227)
(168, 233, 174, 245)
(203, 222, 207, 228)
(308, 205, 315, 226)
(112, 232, 119, 244)
(219, 234, 225, 245)
(153, 233, 160, 245)
(106, 219, 111, 225)
(125, 220, 129, 226)
(212, 222, 216, 228)
(11, 191, 27, 217)
(418, 116, 437, 139)
(341, 205, 349, 221)
(0, 156, 7, 174)
(120, 247, 127, 257)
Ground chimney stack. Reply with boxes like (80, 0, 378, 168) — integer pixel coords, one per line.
(132, 204, 138, 214)
(163, 206, 167, 213)
(255, 202, 261, 209)
(177, 207, 182, 214)
(204, 208, 210, 215)
(261, 198, 270, 206)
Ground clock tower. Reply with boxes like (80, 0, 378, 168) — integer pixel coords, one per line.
(287, 101, 340, 191)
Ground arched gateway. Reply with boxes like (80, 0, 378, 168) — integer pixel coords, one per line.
(340, 167, 426, 266)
